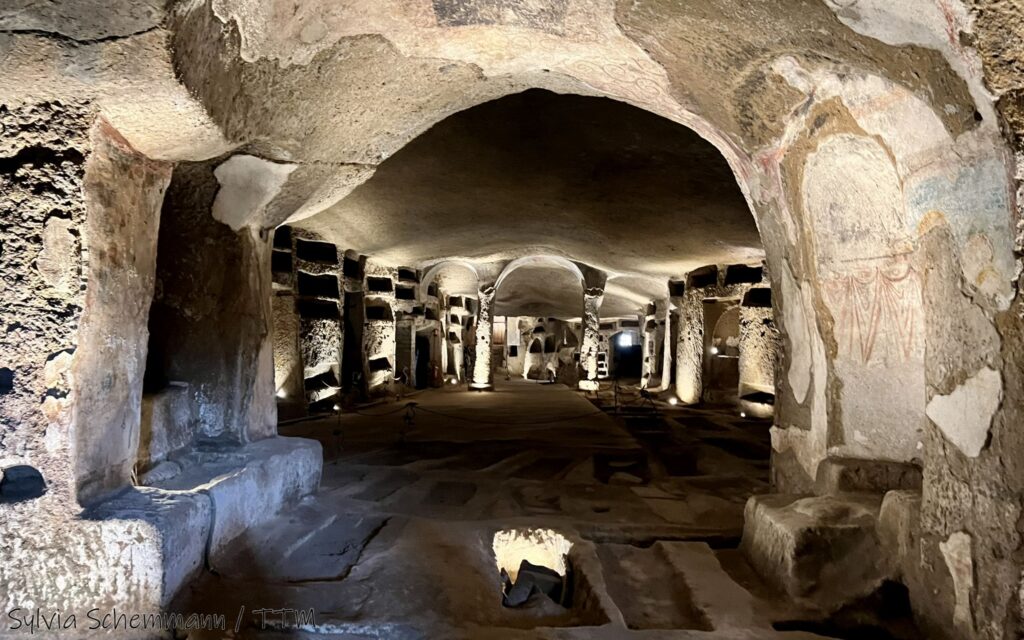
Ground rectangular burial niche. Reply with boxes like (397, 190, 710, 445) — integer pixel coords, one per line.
(366, 276, 394, 293)
(396, 285, 416, 300)
(669, 280, 686, 297)
(343, 255, 363, 279)
(449, 296, 464, 308)
(397, 267, 418, 282)
(272, 225, 292, 249)
(368, 357, 392, 373)
(365, 302, 394, 322)
(271, 249, 293, 274)
(489, 528, 609, 628)
(724, 264, 763, 285)
(295, 238, 339, 265)
(297, 272, 340, 299)
(742, 287, 772, 307)
(687, 265, 719, 289)
(620, 319, 640, 328)
(296, 298, 341, 319)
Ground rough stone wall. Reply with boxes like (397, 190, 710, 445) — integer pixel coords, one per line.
(363, 263, 398, 395)
(579, 289, 602, 388)
(0, 103, 185, 622)
(738, 304, 778, 396)
(146, 162, 276, 443)
(271, 291, 304, 405)
(74, 122, 172, 501)
(0, 105, 171, 500)
(471, 285, 496, 388)
(1, 101, 91, 511)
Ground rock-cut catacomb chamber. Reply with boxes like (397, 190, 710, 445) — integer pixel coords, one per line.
(1, 1, 1023, 638)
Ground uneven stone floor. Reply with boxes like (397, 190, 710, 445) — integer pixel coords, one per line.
(172, 381, 875, 638)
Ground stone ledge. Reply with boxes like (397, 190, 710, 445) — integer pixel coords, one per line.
(814, 457, 922, 495)
(152, 436, 323, 562)
(740, 493, 889, 612)
(85, 486, 212, 607)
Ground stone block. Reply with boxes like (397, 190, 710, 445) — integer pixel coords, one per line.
(152, 436, 322, 561)
(86, 486, 212, 607)
(877, 490, 921, 582)
(741, 493, 889, 612)
(814, 457, 922, 495)
(138, 384, 194, 468)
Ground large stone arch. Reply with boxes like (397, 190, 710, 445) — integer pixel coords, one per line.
(2, 1, 1020, 636)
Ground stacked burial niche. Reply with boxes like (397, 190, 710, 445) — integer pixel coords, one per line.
(270, 225, 305, 419)
(293, 235, 343, 413)
(363, 267, 398, 395)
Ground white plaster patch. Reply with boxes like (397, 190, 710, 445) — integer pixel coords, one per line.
(962, 232, 1003, 301)
(926, 367, 1002, 458)
(36, 217, 78, 296)
(940, 531, 975, 632)
(781, 264, 812, 404)
(213, 155, 297, 231)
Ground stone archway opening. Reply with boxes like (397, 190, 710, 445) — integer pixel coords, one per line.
(4, 2, 1022, 638)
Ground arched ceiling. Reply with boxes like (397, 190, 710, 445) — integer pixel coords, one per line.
(495, 264, 585, 318)
(298, 90, 764, 314)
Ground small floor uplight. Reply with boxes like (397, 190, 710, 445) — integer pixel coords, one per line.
(710, 346, 719, 355)
(333, 404, 341, 411)
(740, 411, 747, 418)
(450, 378, 459, 385)
(668, 397, 679, 406)
(276, 389, 287, 399)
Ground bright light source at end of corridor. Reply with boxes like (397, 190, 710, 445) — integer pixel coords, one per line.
(617, 333, 633, 347)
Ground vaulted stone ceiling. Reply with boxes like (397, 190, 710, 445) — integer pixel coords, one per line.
(298, 90, 764, 316)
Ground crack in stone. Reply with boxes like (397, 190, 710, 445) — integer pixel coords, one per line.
(0, 25, 162, 46)
(285, 516, 392, 584)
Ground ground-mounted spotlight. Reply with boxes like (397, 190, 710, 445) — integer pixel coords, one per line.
(450, 378, 459, 385)
(710, 346, 719, 355)
(668, 397, 679, 406)
(740, 411, 747, 418)
(333, 404, 341, 411)
(276, 389, 287, 399)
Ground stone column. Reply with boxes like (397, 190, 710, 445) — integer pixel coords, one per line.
(471, 284, 496, 389)
(640, 304, 656, 389)
(656, 299, 673, 392)
(738, 287, 779, 417)
(675, 291, 704, 404)
(579, 287, 604, 391)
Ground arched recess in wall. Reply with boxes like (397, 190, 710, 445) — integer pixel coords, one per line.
(494, 256, 586, 293)
(761, 57, 1016, 497)
(494, 256, 588, 320)
(419, 260, 480, 303)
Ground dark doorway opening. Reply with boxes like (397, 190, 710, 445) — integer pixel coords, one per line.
(415, 334, 432, 390)
(611, 331, 642, 378)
